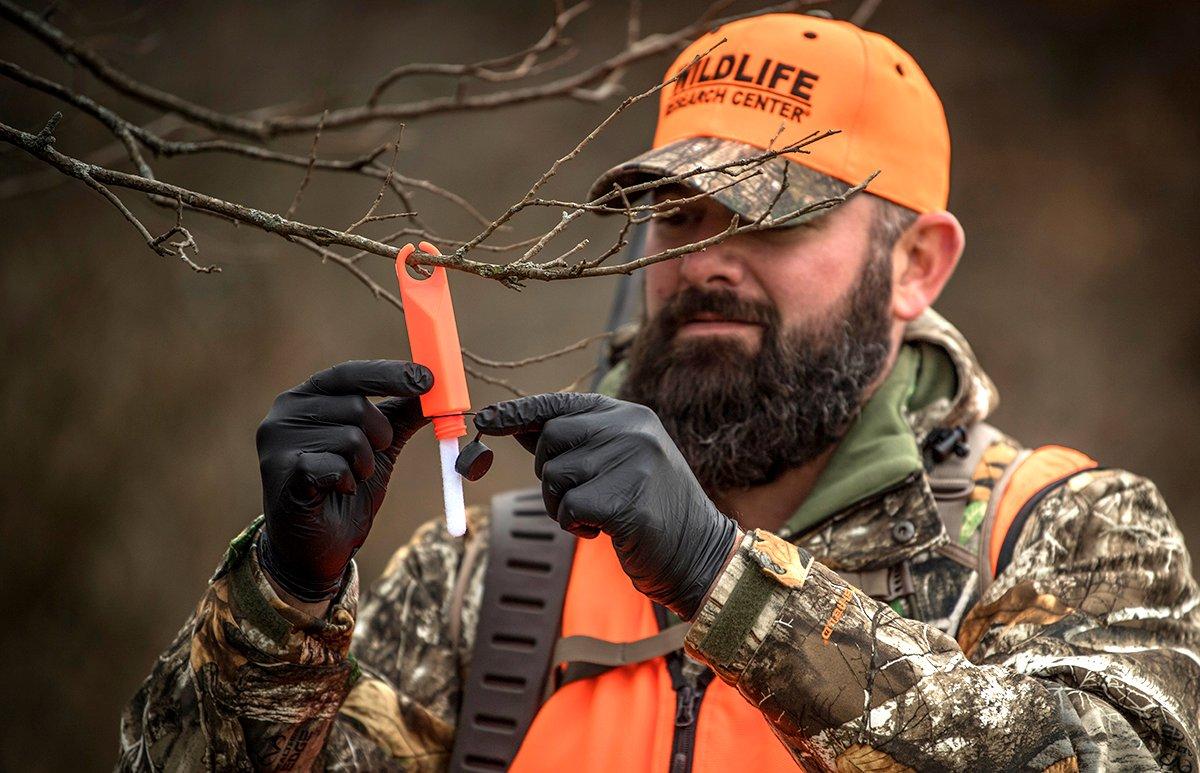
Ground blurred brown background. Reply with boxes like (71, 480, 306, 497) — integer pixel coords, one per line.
(1, 0, 1197, 767)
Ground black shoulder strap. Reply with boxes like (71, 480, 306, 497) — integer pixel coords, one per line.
(449, 488, 576, 773)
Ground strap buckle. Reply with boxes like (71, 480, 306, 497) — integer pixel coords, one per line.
(924, 425, 969, 466)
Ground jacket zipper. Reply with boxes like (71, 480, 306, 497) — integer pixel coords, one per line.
(666, 650, 715, 773)
(654, 603, 716, 773)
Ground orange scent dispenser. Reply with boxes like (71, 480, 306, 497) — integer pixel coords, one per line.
(395, 241, 471, 536)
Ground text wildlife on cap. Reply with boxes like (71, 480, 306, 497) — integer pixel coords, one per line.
(589, 12, 951, 223)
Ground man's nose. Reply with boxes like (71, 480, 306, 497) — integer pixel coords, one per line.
(678, 244, 746, 289)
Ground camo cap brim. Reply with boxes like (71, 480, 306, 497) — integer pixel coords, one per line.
(587, 137, 853, 225)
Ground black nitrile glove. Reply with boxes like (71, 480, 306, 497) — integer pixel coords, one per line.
(256, 360, 433, 602)
(474, 393, 740, 620)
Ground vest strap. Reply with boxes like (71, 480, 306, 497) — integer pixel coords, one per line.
(449, 489, 577, 773)
(927, 421, 1003, 555)
(545, 622, 690, 698)
(552, 622, 690, 669)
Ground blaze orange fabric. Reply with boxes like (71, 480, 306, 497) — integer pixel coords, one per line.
(654, 13, 950, 213)
(989, 446, 1097, 575)
(509, 534, 799, 772)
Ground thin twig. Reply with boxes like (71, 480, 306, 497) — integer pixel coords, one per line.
(345, 228, 543, 264)
(367, 0, 594, 104)
(77, 166, 217, 273)
(850, 0, 884, 27)
(579, 183, 637, 270)
(462, 330, 612, 369)
(529, 168, 762, 215)
(464, 366, 528, 397)
(285, 109, 327, 219)
(626, 0, 642, 46)
(346, 126, 404, 233)
(457, 36, 731, 258)
(557, 364, 599, 393)
(1, 117, 408, 258)
(754, 161, 789, 226)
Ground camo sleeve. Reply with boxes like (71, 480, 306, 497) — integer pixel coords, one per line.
(684, 469, 1200, 771)
(118, 512, 486, 771)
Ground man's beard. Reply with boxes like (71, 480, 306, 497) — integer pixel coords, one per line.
(618, 256, 893, 495)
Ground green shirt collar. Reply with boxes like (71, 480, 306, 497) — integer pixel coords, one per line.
(779, 346, 921, 538)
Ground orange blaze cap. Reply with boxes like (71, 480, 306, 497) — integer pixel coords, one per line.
(590, 13, 950, 220)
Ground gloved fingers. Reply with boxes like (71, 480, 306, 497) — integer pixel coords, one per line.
(513, 430, 540, 456)
(569, 524, 602, 539)
(313, 424, 376, 482)
(539, 448, 602, 520)
(375, 396, 430, 450)
(290, 451, 356, 497)
(298, 360, 434, 398)
(359, 398, 395, 451)
(533, 413, 607, 479)
(292, 394, 394, 452)
(556, 480, 608, 539)
(473, 393, 612, 442)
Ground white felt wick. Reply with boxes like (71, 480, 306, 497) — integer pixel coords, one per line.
(438, 437, 467, 537)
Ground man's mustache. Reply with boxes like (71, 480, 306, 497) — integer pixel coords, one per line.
(654, 289, 779, 338)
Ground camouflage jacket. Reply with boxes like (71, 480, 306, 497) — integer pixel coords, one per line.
(119, 310, 1200, 771)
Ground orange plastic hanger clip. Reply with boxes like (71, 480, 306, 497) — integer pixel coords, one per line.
(395, 241, 471, 441)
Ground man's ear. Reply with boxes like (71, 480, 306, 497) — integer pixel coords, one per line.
(891, 211, 964, 321)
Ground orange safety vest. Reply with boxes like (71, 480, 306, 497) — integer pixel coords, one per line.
(508, 445, 1096, 771)
(510, 530, 800, 772)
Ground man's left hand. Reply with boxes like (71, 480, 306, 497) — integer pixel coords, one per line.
(474, 393, 740, 620)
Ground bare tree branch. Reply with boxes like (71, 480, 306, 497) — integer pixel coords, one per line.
(0, 58, 489, 226)
(0, 0, 808, 139)
(3, 0, 844, 289)
(1, 0, 866, 393)
(65, 128, 218, 272)
(1, 117, 409, 259)
(2, 111, 865, 285)
(367, 0, 594, 105)
(290, 236, 405, 308)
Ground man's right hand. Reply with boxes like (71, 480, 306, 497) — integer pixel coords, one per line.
(256, 360, 433, 604)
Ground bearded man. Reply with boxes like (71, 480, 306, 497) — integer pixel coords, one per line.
(120, 12, 1200, 772)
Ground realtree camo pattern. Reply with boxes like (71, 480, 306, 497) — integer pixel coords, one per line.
(588, 136, 852, 224)
(119, 310, 1200, 771)
(118, 514, 473, 771)
(685, 467, 1200, 772)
